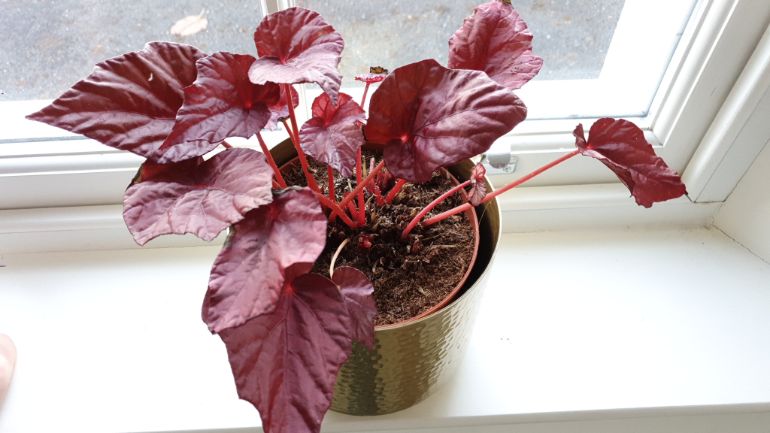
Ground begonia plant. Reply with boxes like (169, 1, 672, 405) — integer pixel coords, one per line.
(26, 1, 687, 432)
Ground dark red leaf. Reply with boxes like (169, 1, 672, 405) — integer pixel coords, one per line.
(299, 92, 365, 177)
(249, 7, 344, 102)
(123, 148, 274, 245)
(365, 59, 527, 182)
(449, 0, 543, 90)
(266, 85, 299, 130)
(26, 42, 205, 159)
(202, 188, 327, 333)
(219, 270, 352, 433)
(133, 156, 203, 183)
(574, 119, 687, 208)
(332, 266, 376, 349)
(468, 163, 487, 206)
(155, 53, 281, 163)
(354, 66, 389, 84)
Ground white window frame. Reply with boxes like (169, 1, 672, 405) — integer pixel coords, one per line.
(1, 0, 769, 249)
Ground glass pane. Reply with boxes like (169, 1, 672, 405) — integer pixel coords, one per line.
(296, 0, 626, 86)
(0, 0, 265, 100)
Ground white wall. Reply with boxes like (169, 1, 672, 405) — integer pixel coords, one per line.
(715, 142, 770, 262)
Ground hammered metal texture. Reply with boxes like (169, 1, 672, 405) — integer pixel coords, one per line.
(271, 141, 502, 416)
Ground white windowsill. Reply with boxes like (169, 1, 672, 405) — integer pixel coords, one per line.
(0, 182, 722, 254)
(1, 227, 769, 433)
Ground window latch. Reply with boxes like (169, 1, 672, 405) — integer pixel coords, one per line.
(481, 150, 517, 175)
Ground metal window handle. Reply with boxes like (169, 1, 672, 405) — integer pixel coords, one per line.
(481, 152, 518, 175)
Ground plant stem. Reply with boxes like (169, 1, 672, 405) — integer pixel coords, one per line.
(281, 118, 293, 142)
(315, 192, 357, 228)
(327, 166, 335, 202)
(222, 140, 233, 149)
(422, 150, 581, 227)
(329, 238, 350, 278)
(257, 132, 287, 188)
(281, 84, 320, 193)
(385, 179, 407, 203)
(356, 147, 365, 225)
(372, 182, 385, 205)
(360, 82, 371, 107)
(339, 161, 385, 211)
(401, 180, 471, 238)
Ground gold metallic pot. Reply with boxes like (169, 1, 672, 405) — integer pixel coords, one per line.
(270, 140, 501, 415)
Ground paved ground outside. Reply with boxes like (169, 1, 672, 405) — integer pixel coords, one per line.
(1, 0, 623, 100)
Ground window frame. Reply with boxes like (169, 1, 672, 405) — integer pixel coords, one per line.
(0, 0, 767, 212)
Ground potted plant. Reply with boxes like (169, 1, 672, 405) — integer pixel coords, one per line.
(26, 1, 687, 432)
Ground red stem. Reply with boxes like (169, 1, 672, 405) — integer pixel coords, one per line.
(282, 84, 320, 193)
(329, 201, 359, 224)
(385, 179, 407, 203)
(257, 132, 287, 188)
(315, 192, 356, 228)
(361, 82, 371, 108)
(401, 180, 471, 238)
(327, 166, 335, 201)
(339, 161, 385, 211)
(372, 181, 385, 205)
(222, 141, 233, 149)
(422, 150, 581, 227)
(281, 118, 293, 142)
(356, 148, 365, 225)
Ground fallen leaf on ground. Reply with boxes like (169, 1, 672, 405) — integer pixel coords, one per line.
(171, 10, 208, 37)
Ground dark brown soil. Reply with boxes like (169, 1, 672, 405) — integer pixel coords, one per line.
(282, 153, 475, 326)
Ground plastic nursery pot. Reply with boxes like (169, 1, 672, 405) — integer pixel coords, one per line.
(271, 139, 502, 415)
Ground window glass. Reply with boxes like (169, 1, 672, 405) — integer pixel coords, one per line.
(0, 0, 265, 100)
(296, 0, 697, 120)
(297, 0, 625, 86)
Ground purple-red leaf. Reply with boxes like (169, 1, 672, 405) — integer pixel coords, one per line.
(332, 266, 376, 349)
(123, 148, 274, 245)
(202, 188, 327, 333)
(468, 163, 487, 206)
(249, 7, 344, 102)
(26, 42, 205, 159)
(219, 270, 352, 433)
(155, 52, 281, 163)
(574, 119, 687, 208)
(449, 0, 543, 90)
(299, 92, 365, 177)
(266, 85, 299, 130)
(365, 59, 527, 182)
